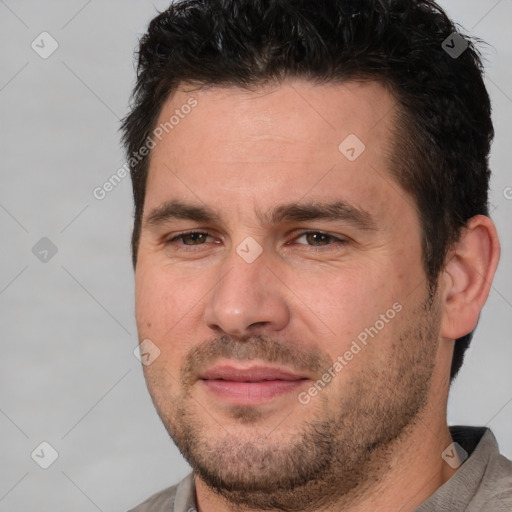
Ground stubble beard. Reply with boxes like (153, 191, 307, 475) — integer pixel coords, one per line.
(148, 295, 441, 511)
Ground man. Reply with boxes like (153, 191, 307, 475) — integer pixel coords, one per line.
(122, 0, 511, 510)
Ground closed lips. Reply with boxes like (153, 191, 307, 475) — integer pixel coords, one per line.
(199, 366, 308, 382)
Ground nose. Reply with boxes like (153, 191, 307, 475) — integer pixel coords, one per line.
(203, 246, 290, 337)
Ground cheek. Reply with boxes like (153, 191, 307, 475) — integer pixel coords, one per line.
(135, 263, 209, 370)
(298, 263, 388, 311)
(135, 264, 186, 339)
(288, 262, 409, 356)
(135, 265, 159, 336)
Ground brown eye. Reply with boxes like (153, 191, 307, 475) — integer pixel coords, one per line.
(167, 231, 213, 246)
(180, 232, 208, 245)
(304, 232, 331, 246)
(295, 231, 345, 247)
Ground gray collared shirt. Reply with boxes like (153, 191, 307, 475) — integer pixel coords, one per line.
(128, 426, 512, 512)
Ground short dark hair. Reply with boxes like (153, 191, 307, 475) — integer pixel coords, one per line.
(121, 0, 494, 382)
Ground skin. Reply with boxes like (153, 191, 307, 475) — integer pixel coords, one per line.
(134, 79, 500, 511)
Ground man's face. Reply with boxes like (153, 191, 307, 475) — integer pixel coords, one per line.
(135, 80, 442, 509)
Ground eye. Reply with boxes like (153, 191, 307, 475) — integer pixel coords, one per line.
(293, 231, 347, 248)
(167, 231, 215, 246)
(164, 229, 347, 252)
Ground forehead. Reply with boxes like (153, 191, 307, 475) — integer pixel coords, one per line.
(145, 79, 408, 225)
(152, 78, 396, 160)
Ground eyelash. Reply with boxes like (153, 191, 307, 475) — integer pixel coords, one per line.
(164, 230, 348, 251)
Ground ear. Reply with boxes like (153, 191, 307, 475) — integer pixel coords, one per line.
(440, 215, 501, 340)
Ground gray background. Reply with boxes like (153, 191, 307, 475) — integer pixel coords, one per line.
(0, 1, 511, 510)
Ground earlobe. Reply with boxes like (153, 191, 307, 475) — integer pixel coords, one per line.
(440, 215, 500, 340)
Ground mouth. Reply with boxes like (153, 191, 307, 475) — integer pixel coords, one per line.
(198, 364, 310, 404)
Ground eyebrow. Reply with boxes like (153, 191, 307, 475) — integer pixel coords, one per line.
(144, 199, 377, 231)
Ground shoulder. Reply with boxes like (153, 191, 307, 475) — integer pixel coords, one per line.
(460, 427, 512, 511)
(127, 472, 196, 512)
(476, 445, 512, 510)
(127, 484, 178, 512)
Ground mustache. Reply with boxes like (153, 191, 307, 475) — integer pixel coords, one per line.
(180, 333, 332, 387)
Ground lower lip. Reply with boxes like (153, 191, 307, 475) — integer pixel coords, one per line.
(202, 379, 308, 404)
